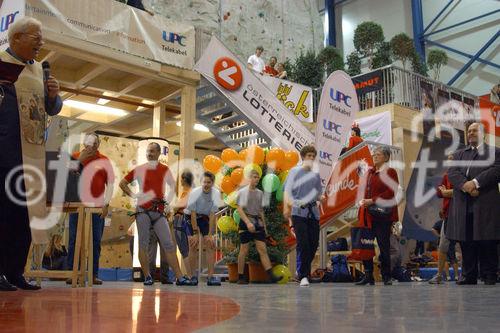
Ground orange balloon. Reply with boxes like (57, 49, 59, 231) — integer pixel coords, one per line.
(203, 155, 223, 174)
(221, 175, 236, 195)
(283, 150, 300, 170)
(238, 149, 248, 164)
(221, 148, 240, 167)
(247, 145, 265, 165)
(230, 167, 244, 186)
(266, 147, 285, 171)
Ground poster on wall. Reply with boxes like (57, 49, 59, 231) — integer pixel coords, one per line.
(0, 0, 25, 51)
(315, 70, 358, 188)
(402, 84, 465, 241)
(194, 36, 314, 152)
(260, 75, 314, 123)
(355, 111, 392, 145)
(479, 97, 500, 137)
(25, 0, 195, 69)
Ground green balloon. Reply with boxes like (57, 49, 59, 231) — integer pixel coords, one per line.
(262, 174, 280, 193)
(276, 183, 284, 202)
(233, 210, 241, 224)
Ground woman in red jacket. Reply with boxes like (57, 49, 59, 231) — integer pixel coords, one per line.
(356, 146, 399, 285)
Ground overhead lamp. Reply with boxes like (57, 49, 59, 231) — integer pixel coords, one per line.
(64, 100, 128, 117)
(176, 121, 209, 132)
(97, 91, 116, 105)
(97, 98, 110, 105)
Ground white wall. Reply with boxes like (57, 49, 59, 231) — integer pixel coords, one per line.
(335, 0, 499, 95)
(422, 0, 500, 96)
(337, 0, 413, 58)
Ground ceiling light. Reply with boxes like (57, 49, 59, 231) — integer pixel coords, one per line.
(64, 100, 128, 117)
(176, 121, 210, 132)
(97, 98, 110, 105)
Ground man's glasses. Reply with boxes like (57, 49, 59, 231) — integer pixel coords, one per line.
(23, 33, 43, 44)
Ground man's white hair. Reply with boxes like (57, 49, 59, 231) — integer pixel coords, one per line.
(8, 17, 42, 43)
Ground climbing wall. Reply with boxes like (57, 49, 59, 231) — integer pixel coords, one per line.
(149, 0, 324, 62)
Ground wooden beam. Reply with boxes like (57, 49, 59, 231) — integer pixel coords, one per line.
(41, 50, 60, 63)
(180, 85, 196, 161)
(74, 63, 108, 88)
(117, 77, 151, 95)
(60, 86, 153, 109)
(152, 102, 167, 138)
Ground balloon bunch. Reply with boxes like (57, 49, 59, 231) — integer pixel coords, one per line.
(203, 145, 300, 234)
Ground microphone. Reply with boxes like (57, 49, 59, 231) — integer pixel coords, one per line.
(42, 61, 50, 82)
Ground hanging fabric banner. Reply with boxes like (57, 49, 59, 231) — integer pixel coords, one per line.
(315, 70, 359, 188)
(0, 0, 25, 51)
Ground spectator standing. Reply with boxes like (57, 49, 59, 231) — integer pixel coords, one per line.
(247, 46, 265, 74)
(264, 56, 278, 76)
(355, 146, 399, 286)
(447, 122, 500, 285)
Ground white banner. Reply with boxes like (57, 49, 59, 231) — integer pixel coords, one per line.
(315, 70, 359, 188)
(194, 37, 314, 152)
(355, 111, 392, 145)
(0, 0, 25, 52)
(260, 75, 314, 123)
(25, 0, 195, 69)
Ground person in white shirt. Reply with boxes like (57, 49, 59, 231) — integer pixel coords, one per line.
(247, 46, 265, 74)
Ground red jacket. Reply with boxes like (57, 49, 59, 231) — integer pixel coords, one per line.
(436, 173, 453, 219)
(358, 165, 399, 227)
(347, 136, 363, 150)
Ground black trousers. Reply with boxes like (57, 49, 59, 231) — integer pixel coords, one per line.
(292, 216, 319, 280)
(363, 220, 392, 279)
(0, 167, 31, 281)
(460, 213, 499, 281)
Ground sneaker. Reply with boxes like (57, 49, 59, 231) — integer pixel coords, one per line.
(176, 276, 193, 286)
(92, 277, 103, 285)
(428, 275, 443, 284)
(143, 275, 154, 286)
(190, 276, 199, 286)
(237, 278, 249, 285)
(299, 277, 309, 287)
(207, 276, 221, 286)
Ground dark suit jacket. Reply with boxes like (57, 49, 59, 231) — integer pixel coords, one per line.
(447, 144, 500, 241)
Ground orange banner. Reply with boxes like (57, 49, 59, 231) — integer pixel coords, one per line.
(479, 98, 500, 137)
(319, 145, 374, 226)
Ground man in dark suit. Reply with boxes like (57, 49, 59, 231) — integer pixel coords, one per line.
(447, 122, 500, 285)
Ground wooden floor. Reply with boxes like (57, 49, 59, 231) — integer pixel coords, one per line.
(0, 287, 240, 333)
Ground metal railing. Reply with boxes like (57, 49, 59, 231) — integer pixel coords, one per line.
(312, 65, 479, 116)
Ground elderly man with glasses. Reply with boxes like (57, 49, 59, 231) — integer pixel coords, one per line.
(0, 17, 62, 291)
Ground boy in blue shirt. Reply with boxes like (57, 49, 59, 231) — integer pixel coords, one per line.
(284, 145, 323, 287)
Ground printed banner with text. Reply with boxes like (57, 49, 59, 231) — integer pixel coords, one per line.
(260, 75, 314, 123)
(315, 70, 359, 188)
(25, 0, 195, 69)
(0, 0, 25, 52)
(355, 111, 392, 145)
(194, 37, 314, 152)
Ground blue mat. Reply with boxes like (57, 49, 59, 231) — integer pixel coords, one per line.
(98, 268, 133, 281)
(419, 267, 461, 280)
